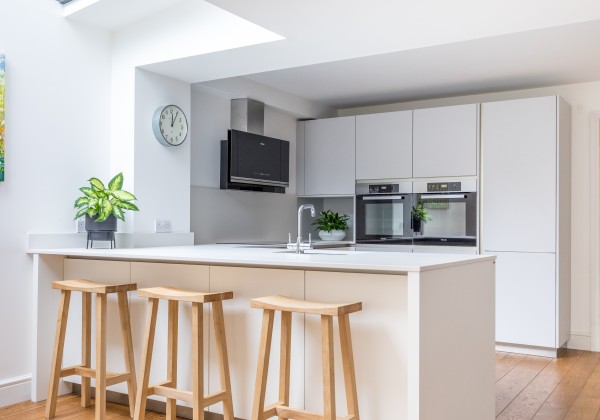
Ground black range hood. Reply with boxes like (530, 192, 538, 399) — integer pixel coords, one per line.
(220, 99, 290, 194)
(220, 129, 289, 193)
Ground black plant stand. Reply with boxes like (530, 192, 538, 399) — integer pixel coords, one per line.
(86, 231, 116, 249)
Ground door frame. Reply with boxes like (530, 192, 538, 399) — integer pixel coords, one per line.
(591, 111, 600, 351)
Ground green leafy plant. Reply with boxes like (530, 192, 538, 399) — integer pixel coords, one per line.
(74, 172, 139, 222)
(312, 210, 350, 232)
(411, 202, 432, 223)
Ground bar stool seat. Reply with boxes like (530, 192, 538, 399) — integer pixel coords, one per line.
(46, 279, 137, 420)
(137, 286, 233, 303)
(251, 295, 362, 420)
(134, 286, 235, 420)
(251, 295, 362, 316)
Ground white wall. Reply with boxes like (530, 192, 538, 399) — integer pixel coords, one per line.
(190, 86, 299, 244)
(0, 0, 111, 404)
(340, 81, 600, 350)
(134, 69, 191, 233)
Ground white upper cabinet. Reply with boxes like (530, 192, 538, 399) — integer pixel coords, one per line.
(481, 96, 557, 253)
(356, 111, 412, 180)
(413, 104, 479, 178)
(304, 116, 356, 196)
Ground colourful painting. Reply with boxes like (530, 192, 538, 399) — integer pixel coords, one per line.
(0, 54, 4, 182)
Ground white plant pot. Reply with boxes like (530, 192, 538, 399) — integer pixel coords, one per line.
(318, 230, 346, 241)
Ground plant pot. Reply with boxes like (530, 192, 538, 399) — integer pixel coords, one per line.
(318, 230, 346, 241)
(85, 214, 117, 232)
(413, 219, 422, 235)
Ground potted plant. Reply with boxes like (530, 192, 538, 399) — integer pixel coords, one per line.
(74, 172, 139, 235)
(411, 202, 431, 235)
(312, 210, 350, 241)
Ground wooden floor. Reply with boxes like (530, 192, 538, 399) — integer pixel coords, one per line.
(2, 349, 600, 419)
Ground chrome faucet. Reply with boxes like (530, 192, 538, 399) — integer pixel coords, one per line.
(288, 204, 316, 253)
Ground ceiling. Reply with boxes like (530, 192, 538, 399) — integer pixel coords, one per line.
(65, 0, 600, 110)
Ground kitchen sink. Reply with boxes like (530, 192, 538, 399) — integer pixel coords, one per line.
(274, 250, 349, 255)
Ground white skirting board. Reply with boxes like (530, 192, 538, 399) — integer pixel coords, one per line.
(0, 375, 31, 408)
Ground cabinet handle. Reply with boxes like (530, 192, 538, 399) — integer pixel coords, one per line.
(362, 195, 405, 201)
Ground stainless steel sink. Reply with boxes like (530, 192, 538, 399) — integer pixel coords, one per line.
(275, 250, 348, 255)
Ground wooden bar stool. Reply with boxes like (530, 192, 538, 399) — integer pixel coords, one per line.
(250, 295, 362, 420)
(46, 279, 138, 420)
(134, 286, 235, 420)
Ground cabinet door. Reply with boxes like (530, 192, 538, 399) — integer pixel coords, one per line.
(481, 96, 557, 253)
(413, 104, 478, 177)
(209, 266, 305, 419)
(356, 111, 412, 180)
(305, 271, 408, 419)
(305, 116, 355, 195)
(490, 252, 556, 348)
(296, 121, 305, 196)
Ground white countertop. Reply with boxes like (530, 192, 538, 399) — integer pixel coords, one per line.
(28, 244, 495, 274)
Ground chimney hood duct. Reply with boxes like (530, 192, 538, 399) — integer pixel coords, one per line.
(230, 98, 264, 135)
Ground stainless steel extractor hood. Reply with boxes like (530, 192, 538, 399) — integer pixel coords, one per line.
(230, 98, 264, 135)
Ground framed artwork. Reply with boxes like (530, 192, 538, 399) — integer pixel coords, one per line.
(0, 53, 4, 182)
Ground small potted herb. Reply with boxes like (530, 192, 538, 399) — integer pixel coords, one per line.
(411, 202, 431, 235)
(74, 172, 139, 233)
(312, 210, 350, 241)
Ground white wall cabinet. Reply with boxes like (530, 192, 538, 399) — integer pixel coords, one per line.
(296, 121, 306, 196)
(481, 96, 571, 351)
(355, 111, 412, 180)
(304, 116, 355, 195)
(413, 104, 478, 178)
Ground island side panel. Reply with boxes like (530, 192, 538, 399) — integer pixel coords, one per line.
(130, 262, 211, 406)
(62, 259, 132, 394)
(411, 260, 495, 420)
(32, 254, 66, 402)
(304, 271, 409, 419)
(209, 266, 305, 420)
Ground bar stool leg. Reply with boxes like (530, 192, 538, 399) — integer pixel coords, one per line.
(166, 300, 179, 420)
(95, 293, 107, 420)
(134, 298, 159, 420)
(339, 314, 360, 420)
(212, 300, 234, 420)
(321, 315, 336, 420)
(81, 292, 92, 408)
(45, 290, 71, 419)
(278, 311, 292, 420)
(192, 302, 205, 420)
(251, 309, 275, 420)
(118, 291, 137, 418)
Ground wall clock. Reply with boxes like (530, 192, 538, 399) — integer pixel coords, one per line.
(152, 104, 188, 147)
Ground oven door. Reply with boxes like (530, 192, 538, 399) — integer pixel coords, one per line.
(356, 194, 413, 243)
(412, 192, 477, 246)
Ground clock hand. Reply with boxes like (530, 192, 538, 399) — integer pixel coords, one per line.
(172, 112, 178, 127)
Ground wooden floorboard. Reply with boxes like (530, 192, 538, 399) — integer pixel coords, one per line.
(5, 351, 600, 420)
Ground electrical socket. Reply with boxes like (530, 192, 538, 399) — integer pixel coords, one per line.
(75, 218, 86, 233)
(155, 219, 171, 233)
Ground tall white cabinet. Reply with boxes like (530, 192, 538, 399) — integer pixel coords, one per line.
(481, 96, 571, 353)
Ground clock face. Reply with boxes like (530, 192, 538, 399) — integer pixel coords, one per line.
(153, 105, 188, 146)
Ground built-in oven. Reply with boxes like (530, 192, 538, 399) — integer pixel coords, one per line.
(412, 179, 477, 248)
(355, 182, 413, 245)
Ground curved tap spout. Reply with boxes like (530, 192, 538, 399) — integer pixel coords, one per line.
(297, 204, 316, 252)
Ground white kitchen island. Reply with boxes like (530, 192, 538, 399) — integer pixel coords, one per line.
(29, 245, 495, 420)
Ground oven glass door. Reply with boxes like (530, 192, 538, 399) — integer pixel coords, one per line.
(356, 194, 412, 242)
(413, 192, 477, 245)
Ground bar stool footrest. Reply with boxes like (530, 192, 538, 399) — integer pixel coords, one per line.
(59, 365, 132, 386)
(264, 404, 355, 420)
(149, 382, 229, 407)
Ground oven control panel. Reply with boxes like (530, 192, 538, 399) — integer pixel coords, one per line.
(368, 184, 399, 194)
(427, 182, 462, 192)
